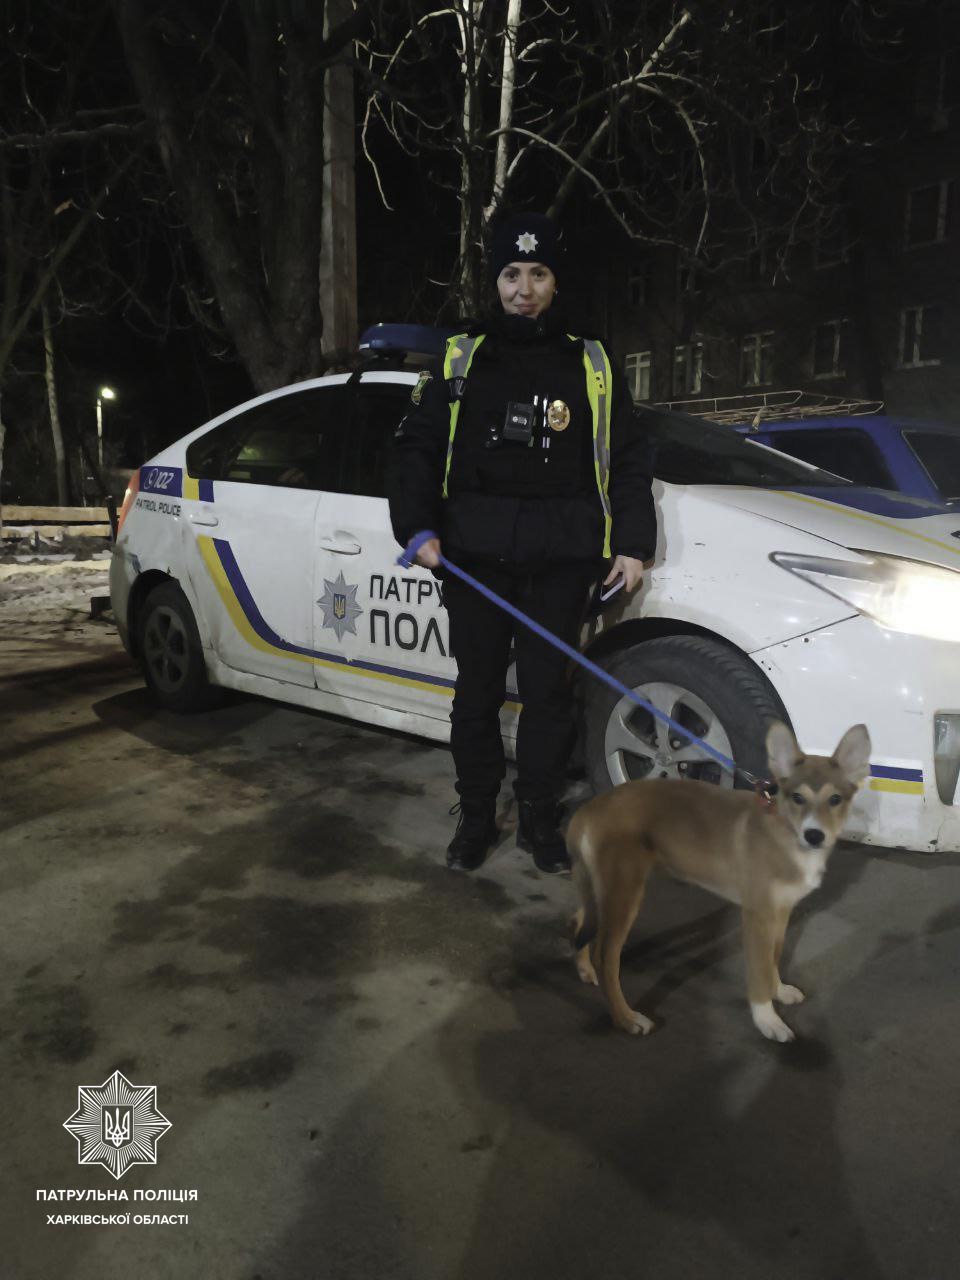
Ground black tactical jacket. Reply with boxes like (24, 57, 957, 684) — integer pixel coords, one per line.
(388, 308, 657, 567)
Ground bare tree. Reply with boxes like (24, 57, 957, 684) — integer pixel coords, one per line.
(113, 0, 369, 394)
(0, 0, 140, 511)
(360, 1, 906, 317)
(0, 158, 115, 507)
(40, 298, 68, 504)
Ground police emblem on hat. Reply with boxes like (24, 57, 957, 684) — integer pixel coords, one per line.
(63, 1070, 172, 1179)
(516, 231, 538, 254)
(547, 400, 571, 432)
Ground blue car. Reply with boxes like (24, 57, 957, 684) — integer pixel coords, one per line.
(733, 416, 960, 509)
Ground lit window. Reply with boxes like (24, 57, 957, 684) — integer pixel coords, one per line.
(673, 342, 703, 396)
(899, 305, 943, 367)
(627, 265, 647, 308)
(741, 332, 774, 386)
(905, 182, 952, 246)
(813, 320, 849, 379)
(625, 351, 652, 401)
(914, 49, 958, 124)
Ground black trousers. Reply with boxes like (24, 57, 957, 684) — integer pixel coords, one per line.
(443, 560, 599, 805)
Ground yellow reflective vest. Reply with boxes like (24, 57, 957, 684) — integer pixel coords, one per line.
(441, 333, 615, 557)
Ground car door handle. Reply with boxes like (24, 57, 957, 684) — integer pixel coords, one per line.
(319, 533, 362, 554)
(189, 508, 219, 527)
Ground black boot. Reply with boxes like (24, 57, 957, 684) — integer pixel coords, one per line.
(517, 799, 571, 874)
(446, 799, 498, 871)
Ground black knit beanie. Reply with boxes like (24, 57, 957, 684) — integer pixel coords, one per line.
(487, 212, 562, 281)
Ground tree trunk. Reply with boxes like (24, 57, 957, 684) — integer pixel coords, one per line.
(319, 0, 357, 360)
(114, 0, 344, 392)
(117, 0, 287, 390)
(456, 0, 486, 316)
(42, 298, 69, 505)
(490, 0, 522, 215)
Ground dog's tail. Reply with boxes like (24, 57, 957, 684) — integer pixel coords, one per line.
(568, 812, 599, 950)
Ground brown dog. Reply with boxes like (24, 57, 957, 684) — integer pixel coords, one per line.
(567, 722, 871, 1042)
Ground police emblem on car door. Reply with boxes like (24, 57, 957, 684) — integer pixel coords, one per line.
(181, 384, 351, 688)
(311, 377, 456, 720)
(318, 571, 363, 641)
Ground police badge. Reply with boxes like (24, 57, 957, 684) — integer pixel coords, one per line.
(547, 399, 571, 432)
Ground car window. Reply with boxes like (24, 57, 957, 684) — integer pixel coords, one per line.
(636, 407, 851, 488)
(903, 430, 960, 502)
(186, 386, 351, 489)
(762, 428, 896, 489)
(345, 384, 411, 498)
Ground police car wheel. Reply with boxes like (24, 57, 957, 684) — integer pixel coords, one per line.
(582, 635, 787, 794)
(138, 581, 223, 713)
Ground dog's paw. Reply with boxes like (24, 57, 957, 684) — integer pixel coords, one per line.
(617, 1009, 655, 1036)
(776, 982, 805, 1005)
(576, 959, 599, 986)
(751, 1001, 795, 1043)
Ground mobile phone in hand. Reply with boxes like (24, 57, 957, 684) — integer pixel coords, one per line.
(599, 575, 625, 602)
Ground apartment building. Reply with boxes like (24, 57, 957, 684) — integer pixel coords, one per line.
(603, 45, 960, 421)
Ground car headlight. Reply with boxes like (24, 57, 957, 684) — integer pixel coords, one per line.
(771, 550, 960, 643)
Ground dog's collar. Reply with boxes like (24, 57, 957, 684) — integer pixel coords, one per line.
(754, 779, 779, 812)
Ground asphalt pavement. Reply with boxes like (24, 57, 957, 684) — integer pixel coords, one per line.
(1, 577, 958, 1280)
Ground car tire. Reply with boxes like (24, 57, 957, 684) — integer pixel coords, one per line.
(582, 635, 787, 794)
(137, 580, 225, 713)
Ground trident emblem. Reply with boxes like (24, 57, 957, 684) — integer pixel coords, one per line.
(65, 1071, 171, 1178)
(103, 1107, 132, 1148)
(333, 593, 346, 620)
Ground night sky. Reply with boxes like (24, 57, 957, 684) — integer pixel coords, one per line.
(2, 0, 957, 501)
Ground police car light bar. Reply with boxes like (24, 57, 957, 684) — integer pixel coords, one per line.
(358, 323, 456, 359)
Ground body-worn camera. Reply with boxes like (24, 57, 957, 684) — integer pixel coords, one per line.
(485, 401, 536, 448)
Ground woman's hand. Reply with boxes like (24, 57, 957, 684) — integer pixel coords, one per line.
(415, 537, 442, 569)
(604, 554, 644, 593)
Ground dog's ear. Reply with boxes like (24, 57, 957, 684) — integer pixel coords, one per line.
(766, 720, 801, 780)
(831, 723, 871, 787)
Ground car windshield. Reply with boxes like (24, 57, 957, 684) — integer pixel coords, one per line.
(903, 429, 960, 503)
(636, 405, 852, 488)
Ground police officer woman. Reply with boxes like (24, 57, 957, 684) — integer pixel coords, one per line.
(389, 212, 657, 873)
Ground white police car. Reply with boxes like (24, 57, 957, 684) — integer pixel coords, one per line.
(111, 326, 960, 854)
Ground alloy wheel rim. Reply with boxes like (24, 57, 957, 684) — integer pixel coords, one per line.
(603, 679, 735, 788)
(143, 606, 190, 695)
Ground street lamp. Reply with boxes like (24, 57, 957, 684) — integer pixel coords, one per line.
(96, 385, 116, 471)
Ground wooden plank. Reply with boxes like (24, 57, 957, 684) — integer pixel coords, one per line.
(1, 505, 109, 522)
(1, 524, 111, 540)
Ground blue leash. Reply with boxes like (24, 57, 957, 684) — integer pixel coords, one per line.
(398, 531, 763, 788)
